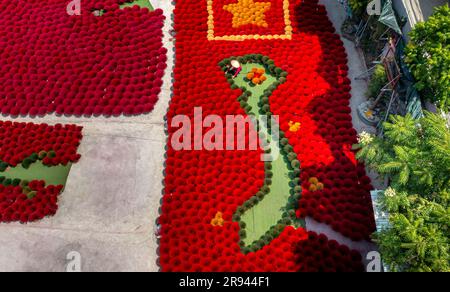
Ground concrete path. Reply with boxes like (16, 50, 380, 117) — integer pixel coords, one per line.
(0, 0, 174, 272)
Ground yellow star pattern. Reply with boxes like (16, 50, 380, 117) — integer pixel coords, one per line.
(223, 0, 272, 28)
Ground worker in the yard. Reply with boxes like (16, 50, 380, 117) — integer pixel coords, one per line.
(225, 60, 242, 79)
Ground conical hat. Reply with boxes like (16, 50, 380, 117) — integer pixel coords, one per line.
(230, 60, 240, 68)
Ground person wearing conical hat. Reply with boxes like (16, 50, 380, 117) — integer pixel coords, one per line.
(225, 60, 242, 79)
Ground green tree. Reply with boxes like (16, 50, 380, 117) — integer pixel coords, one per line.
(367, 64, 388, 99)
(349, 0, 369, 18)
(375, 191, 449, 272)
(355, 113, 450, 272)
(405, 6, 450, 110)
(355, 113, 450, 197)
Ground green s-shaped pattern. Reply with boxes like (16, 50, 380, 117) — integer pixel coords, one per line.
(219, 54, 304, 254)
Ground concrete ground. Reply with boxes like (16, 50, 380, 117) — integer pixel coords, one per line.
(0, 0, 379, 272)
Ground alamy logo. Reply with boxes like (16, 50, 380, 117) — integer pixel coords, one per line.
(66, 0, 81, 16)
(170, 107, 280, 162)
(367, 0, 382, 16)
(66, 251, 82, 272)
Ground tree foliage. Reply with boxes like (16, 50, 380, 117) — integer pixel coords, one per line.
(405, 6, 450, 110)
(367, 64, 388, 99)
(375, 192, 449, 272)
(349, 0, 369, 18)
(355, 113, 450, 272)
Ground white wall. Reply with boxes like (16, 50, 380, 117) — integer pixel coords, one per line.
(393, 0, 448, 40)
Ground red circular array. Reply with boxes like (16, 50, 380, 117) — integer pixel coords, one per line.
(0, 121, 83, 223)
(0, 1, 166, 117)
(158, 222, 364, 272)
(162, 0, 375, 271)
(0, 182, 62, 223)
(0, 120, 83, 167)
